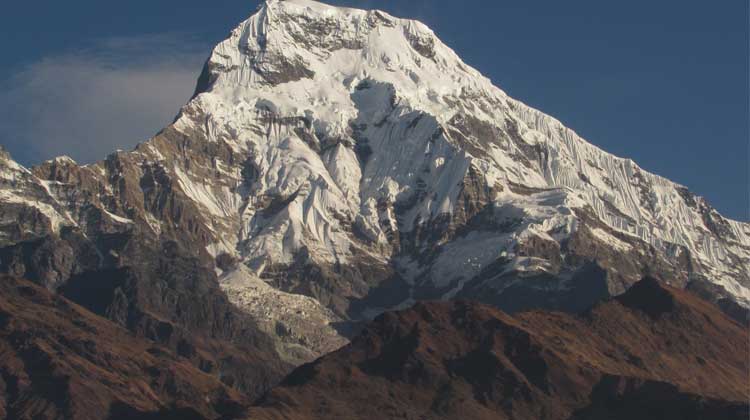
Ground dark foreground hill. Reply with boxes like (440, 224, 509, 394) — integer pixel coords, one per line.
(247, 278, 749, 420)
(0, 276, 262, 420)
(1, 273, 747, 420)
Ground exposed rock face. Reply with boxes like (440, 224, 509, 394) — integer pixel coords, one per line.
(57, 238, 290, 398)
(0, 229, 99, 291)
(0, 178, 290, 399)
(0, 276, 252, 420)
(0, 0, 748, 362)
(246, 278, 749, 420)
(0, 149, 71, 246)
(220, 266, 349, 366)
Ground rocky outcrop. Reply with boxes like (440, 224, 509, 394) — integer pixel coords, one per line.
(220, 266, 349, 366)
(57, 236, 290, 398)
(0, 216, 290, 399)
(0, 149, 70, 246)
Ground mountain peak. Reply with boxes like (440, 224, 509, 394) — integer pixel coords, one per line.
(196, 0, 470, 105)
(180, 0, 750, 313)
(1, 4, 749, 417)
(264, 0, 362, 11)
(1, 0, 748, 365)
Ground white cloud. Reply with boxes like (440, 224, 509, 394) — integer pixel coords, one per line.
(0, 34, 210, 166)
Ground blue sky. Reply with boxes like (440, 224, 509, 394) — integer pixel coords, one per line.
(0, 0, 747, 220)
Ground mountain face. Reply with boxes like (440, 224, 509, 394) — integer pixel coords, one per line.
(1, 0, 748, 362)
(246, 278, 749, 420)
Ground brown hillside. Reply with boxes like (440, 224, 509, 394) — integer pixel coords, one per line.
(247, 278, 749, 420)
(0, 276, 249, 420)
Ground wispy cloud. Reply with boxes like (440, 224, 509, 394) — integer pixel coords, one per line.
(0, 34, 209, 166)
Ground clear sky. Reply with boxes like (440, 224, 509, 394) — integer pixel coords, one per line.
(0, 0, 747, 220)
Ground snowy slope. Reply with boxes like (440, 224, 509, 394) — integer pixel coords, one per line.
(179, 0, 749, 304)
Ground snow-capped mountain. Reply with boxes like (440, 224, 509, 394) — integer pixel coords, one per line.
(1, 0, 748, 360)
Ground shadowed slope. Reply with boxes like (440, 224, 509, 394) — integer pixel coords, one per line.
(247, 277, 749, 420)
(0, 276, 252, 420)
